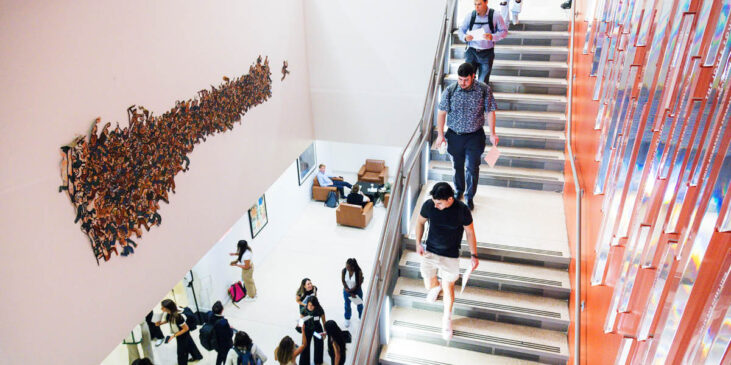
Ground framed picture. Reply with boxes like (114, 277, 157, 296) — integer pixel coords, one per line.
(248, 195, 269, 238)
(296, 143, 317, 185)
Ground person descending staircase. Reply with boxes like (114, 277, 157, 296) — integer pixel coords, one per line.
(379, 1, 572, 364)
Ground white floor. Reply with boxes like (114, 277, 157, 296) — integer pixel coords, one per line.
(103, 182, 386, 365)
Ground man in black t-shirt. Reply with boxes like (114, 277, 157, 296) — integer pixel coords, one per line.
(415, 182, 479, 341)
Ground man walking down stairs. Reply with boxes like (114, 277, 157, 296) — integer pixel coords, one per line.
(379, 1, 572, 364)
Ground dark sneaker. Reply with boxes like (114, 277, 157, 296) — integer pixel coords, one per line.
(561, 0, 572, 9)
(467, 199, 475, 211)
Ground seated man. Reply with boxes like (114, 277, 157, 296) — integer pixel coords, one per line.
(316, 164, 352, 198)
(346, 184, 371, 208)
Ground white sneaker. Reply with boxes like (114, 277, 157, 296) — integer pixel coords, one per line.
(344, 319, 350, 328)
(426, 284, 442, 303)
(154, 338, 164, 347)
(442, 318, 453, 341)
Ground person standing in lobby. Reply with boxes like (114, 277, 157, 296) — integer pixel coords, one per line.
(230, 240, 257, 301)
(341, 258, 364, 328)
(435, 62, 498, 210)
(458, 0, 508, 84)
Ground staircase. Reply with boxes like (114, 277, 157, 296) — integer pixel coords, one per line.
(378, 4, 572, 365)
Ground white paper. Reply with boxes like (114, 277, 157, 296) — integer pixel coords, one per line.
(351, 295, 363, 305)
(484, 147, 500, 167)
(313, 332, 322, 340)
(152, 311, 164, 323)
(460, 266, 475, 294)
(467, 28, 486, 40)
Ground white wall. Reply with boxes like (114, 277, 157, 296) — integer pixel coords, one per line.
(315, 140, 403, 180)
(304, 0, 447, 147)
(188, 159, 315, 310)
(0, 1, 313, 364)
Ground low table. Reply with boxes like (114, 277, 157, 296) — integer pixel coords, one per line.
(354, 182, 384, 205)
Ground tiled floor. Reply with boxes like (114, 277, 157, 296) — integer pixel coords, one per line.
(103, 178, 386, 365)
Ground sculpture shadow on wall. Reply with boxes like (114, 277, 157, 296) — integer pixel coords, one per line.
(59, 56, 274, 264)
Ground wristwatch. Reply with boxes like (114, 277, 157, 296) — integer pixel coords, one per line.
(471, 254, 479, 259)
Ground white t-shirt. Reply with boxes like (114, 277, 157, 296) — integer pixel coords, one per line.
(239, 250, 252, 263)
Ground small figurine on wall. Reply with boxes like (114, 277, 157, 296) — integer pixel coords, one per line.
(281, 60, 290, 81)
(59, 56, 273, 264)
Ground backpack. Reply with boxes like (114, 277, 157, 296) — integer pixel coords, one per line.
(229, 281, 247, 306)
(233, 347, 256, 365)
(468, 8, 495, 36)
(198, 317, 220, 351)
(182, 307, 198, 331)
(324, 191, 339, 208)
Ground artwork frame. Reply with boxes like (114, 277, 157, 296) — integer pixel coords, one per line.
(248, 195, 269, 239)
(296, 143, 317, 186)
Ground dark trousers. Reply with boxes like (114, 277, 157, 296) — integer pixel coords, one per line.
(331, 180, 352, 197)
(176, 334, 203, 365)
(215, 346, 232, 365)
(343, 288, 364, 320)
(300, 325, 324, 365)
(465, 47, 495, 84)
(446, 129, 486, 201)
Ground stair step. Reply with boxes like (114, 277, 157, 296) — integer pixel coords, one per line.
(380, 338, 543, 365)
(494, 92, 567, 105)
(404, 182, 570, 267)
(444, 74, 567, 88)
(428, 160, 564, 192)
(452, 29, 570, 41)
(393, 277, 569, 331)
(389, 306, 569, 364)
(430, 144, 565, 171)
(451, 44, 568, 57)
(432, 126, 566, 150)
(497, 110, 567, 123)
(399, 250, 570, 299)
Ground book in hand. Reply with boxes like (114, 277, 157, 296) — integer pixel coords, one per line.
(351, 295, 363, 305)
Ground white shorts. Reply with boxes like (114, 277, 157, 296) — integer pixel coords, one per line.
(420, 251, 460, 283)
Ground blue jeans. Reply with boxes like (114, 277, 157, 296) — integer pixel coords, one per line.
(330, 180, 352, 197)
(343, 288, 364, 320)
(446, 129, 486, 201)
(465, 47, 495, 84)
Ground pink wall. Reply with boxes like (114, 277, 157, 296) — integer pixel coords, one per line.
(0, 1, 313, 363)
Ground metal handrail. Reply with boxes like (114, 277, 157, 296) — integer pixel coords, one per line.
(350, 0, 457, 363)
(566, 2, 583, 364)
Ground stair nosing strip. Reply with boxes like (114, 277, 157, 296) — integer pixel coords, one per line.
(392, 320, 563, 354)
(397, 289, 563, 319)
(404, 260, 565, 288)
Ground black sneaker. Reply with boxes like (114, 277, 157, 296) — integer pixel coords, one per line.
(467, 199, 475, 211)
(561, 0, 572, 9)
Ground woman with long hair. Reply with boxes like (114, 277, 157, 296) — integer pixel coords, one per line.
(225, 331, 268, 365)
(299, 296, 327, 365)
(324, 320, 347, 365)
(154, 299, 203, 365)
(295, 278, 317, 312)
(230, 239, 257, 300)
(274, 330, 307, 365)
(341, 258, 364, 328)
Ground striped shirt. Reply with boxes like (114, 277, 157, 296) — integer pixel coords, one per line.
(437, 81, 497, 134)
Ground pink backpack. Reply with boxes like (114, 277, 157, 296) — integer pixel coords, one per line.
(228, 281, 246, 305)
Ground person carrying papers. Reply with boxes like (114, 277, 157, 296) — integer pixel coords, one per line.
(458, 0, 508, 83)
(414, 182, 480, 341)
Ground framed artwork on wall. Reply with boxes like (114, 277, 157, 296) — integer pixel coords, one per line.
(296, 143, 317, 185)
(248, 195, 269, 238)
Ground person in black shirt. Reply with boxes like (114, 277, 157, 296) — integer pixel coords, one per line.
(299, 296, 327, 365)
(155, 299, 204, 365)
(414, 182, 479, 341)
(210, 300, 234, 365)
(324, 320, 347, 365)
(345, 184, 370, 207)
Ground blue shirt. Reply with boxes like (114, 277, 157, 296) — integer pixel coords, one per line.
(438, 81, 497, 134)
(458, 10, 508, 50)
(316, 171, 333, 186)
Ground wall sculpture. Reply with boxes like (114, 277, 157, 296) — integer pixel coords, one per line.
(583, 0, 731, 363)
(59, 56, 273, 264)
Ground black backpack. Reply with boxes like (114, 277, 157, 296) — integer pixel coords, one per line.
(182, 307, 198, 331)
(199, 316, 220, 351)
(468, 9, 495, 36)
(324, 191, 339, 208)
